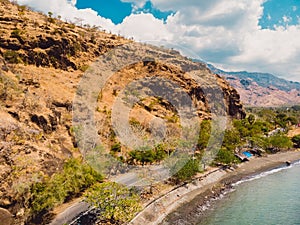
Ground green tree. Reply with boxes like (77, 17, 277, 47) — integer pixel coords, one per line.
(215, 147, 238, 165)
(247, 114, 256, 125)
(171, 158, 199, 183)
(268, 134, 293, 150)
(275, 113, 288, 128)
(286, 116, 298, 126)
(128, 144, 167, 165)
(248, 136, 269, 149)
(84, 182, 141, 223)
(292, 135, 300, 148)
(222, 129, 241, 151)
(197, 120, 211, 150)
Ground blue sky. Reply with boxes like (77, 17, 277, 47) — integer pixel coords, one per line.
(260, 0, 300, 29)
(16, 0, 300, 82)
(76, 0, 173, 24)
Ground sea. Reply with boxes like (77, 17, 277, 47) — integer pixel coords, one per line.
(198, 161, 300, 225)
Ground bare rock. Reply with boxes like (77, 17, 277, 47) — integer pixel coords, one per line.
(0, 208, 13, 225)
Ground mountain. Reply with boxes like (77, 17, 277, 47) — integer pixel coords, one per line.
(0, 1, 245, 224)
(208, 64, 300, 107)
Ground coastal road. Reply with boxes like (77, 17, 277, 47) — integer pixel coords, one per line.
(48, 201, 90, 225)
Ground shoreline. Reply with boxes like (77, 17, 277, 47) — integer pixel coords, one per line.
(129, 150, 300, 225)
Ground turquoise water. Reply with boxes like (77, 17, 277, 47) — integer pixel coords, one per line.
(199, 162, 300, 225)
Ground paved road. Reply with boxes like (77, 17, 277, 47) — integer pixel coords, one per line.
(48, 201, 90, 225)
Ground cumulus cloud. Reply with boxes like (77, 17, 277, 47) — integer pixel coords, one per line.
(115, 13, 173, 41)
(14, 0, 300, 82)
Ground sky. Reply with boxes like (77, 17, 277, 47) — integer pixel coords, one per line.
(15, 0, 300, 82)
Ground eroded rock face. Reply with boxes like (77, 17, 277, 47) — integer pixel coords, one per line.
(224, 88, 246, 119)
(0, 208, 13, 225)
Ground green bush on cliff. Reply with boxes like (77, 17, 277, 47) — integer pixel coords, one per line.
(30, 158, 102, 214)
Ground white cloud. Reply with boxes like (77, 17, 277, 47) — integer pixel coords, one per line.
(14, 0, 300, 82)
(121, 0, 147, 8)
(115, 13, 173, 41)
(282, 15, 291, 23)
(230, 25, 300, 70)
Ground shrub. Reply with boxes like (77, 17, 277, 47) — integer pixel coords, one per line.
(111, 142, 121, 153)
(292, 135, 300, 148)
(79, 64, 89, 72)
(10, 28, 23, 38)
(3, 50, 22, 64)
(17, 5, 27, 12)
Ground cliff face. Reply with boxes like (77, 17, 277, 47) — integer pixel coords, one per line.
(0, 1, 245, 224)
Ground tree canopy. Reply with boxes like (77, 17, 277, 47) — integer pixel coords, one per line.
(84, 182, 141, 224)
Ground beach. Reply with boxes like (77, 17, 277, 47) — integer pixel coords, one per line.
(129, 150, 300, 225)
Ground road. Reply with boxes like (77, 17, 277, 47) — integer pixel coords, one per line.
(48, 201, 90, 225)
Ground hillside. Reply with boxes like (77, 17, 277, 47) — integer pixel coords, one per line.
(208, 64, 300, 106)
(0, 1, 245, 224)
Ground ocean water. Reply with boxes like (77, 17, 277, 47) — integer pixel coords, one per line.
(199, 162, 300, 225)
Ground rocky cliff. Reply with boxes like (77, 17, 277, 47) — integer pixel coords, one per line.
(0, 1, 245, 224)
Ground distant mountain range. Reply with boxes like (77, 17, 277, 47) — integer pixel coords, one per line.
(207, 64, 300, 107)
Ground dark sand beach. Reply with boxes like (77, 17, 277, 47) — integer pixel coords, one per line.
(129, 150, 300, 225)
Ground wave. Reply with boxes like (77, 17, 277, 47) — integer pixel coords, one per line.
(233, 159, 300, 186)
